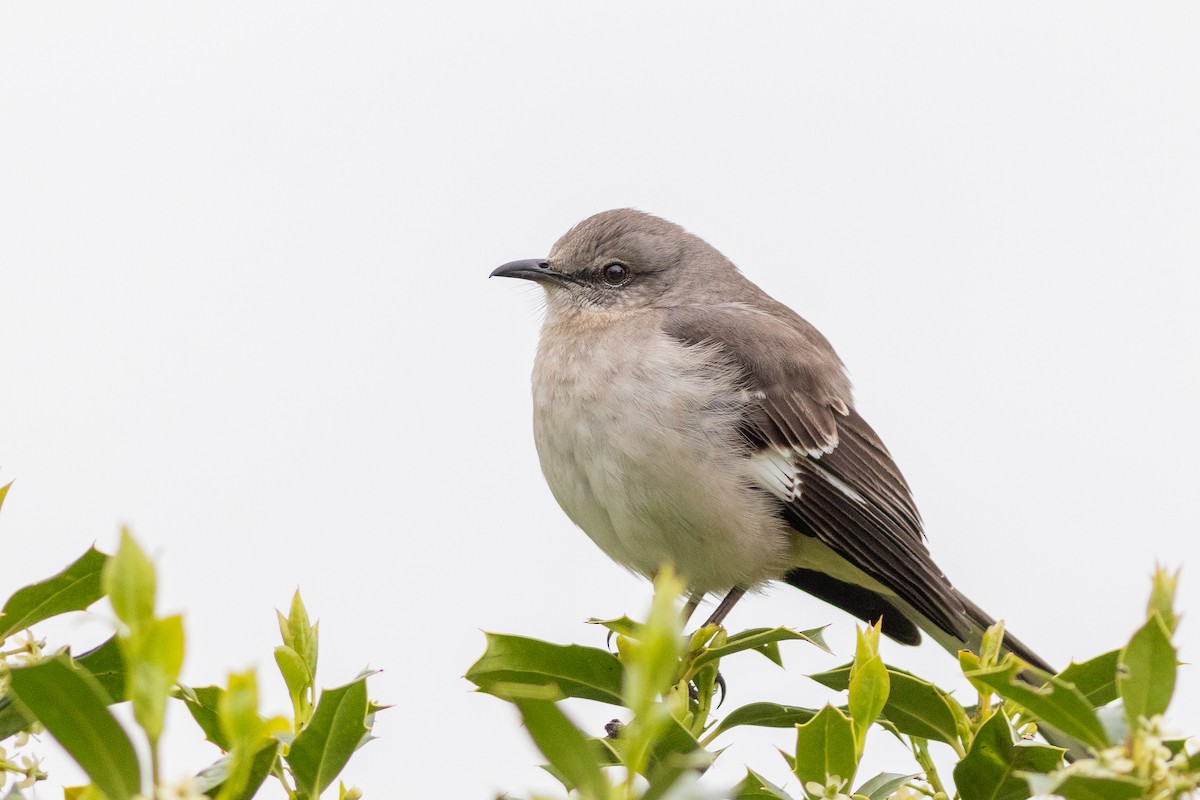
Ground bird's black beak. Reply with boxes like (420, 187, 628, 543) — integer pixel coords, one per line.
(490, 259, 578, 285)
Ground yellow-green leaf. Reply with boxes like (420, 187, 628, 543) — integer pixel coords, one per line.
(129, 614, 185, 743)
(103, 529, 156, 631)
(793, 705, 857, 793)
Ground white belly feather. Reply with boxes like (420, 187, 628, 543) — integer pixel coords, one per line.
(531, 317, 791, 593)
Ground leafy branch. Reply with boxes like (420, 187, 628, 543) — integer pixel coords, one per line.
(0, 482, 384, 799)
(468, 565, 1198, 800)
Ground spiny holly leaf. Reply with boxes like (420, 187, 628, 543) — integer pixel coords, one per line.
(1057, 650, 1120, 707)
(587, 616, 644, 640)
(734, 769, 794, 799)
(712, 702, 821, 737)
(810, 663, 961, 745)
(1117, 614, 1176, 730)
(792, 705, 857, 792)
(952, 711, 1063, 800)
(178, 684, 230, 750)
(286, 673, 373, 800)
(693, 627, 828, 670)
(0, 546, 108, 640)
(964, 660, 1109, 750)
(466, 633, 623, 705)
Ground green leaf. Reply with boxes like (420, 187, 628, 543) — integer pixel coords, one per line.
(286, 674, 372, 800)
(587, 616, 644, 640)
(848, 654, 889, 756)
(0, 697, 28, 740)
(1056, 650, 1120, 707)
(75, 636, 128, 702)
(213, 670, 291, 800)
(6, 652, 141, 800)
(965, 660, 1109, 750)
(952, 711, 1063, 800)
(793, 705, 857, 793)
(278, 590, 319, 678)
(1147, 566, 1180, 634)
(854, 772, 919, 800)
(712, 702, 821, 737)
(129, 614, 185, 743)
(63, 787, 107, 800)
(1117, 613, 1176, 729)
(0, 546, 109, 640)
(220, 670, 265, 747)
(0, 638, 125, 739)
(180, 684, 230, 750)
(466, 633, 624, 705)
(275, 645, 313, 721)
(734, 769, 795, 799)
(623, 571, 685, 718)
(959, 650, 990, 697)
(193, 742, 279, 800)
(810, 663, 961, 745)
(0, 481, 10, 512)
(103, 529, 155, 631)
(513, 697, 610, 800)
(1022, 771, 1145, 800)
(1163, 737, 1189, 757)
(642, 714, 709, 796)
(541, 738, 623, 791)
(694, 627, 829, 670)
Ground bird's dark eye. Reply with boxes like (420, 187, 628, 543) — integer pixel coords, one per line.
(602, 262, 629, 286)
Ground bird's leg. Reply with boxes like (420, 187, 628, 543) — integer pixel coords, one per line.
(685, 589, 742, 711)
(701, 587, 746, 628)
(698, 587, 745, 706)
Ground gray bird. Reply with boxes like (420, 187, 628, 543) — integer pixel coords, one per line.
(491, 208, 1052, 673)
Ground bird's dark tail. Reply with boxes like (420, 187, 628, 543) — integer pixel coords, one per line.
(783, 567, 1054, 671)
(955, 590, 1055, 674)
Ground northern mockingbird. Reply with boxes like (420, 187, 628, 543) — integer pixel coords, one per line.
(491, 208, 1052, 673)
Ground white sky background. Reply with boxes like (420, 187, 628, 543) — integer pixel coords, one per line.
(2, 3, 1199, 797)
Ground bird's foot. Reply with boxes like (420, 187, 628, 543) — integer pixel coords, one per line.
(687, 670, 727, 708)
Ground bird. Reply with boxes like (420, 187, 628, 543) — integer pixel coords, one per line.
(490, 207, 1053, 675)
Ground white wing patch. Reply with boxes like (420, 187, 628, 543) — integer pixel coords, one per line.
(793, 440, 837, 459)
(750, 448, 801, 503)
(751, 448, 868, 507)
(807, 461, 867, 505)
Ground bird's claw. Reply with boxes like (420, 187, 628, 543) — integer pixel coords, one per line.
(687, 670, 728, 708)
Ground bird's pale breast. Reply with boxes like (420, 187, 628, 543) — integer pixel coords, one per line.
(530, 314, 792, 593)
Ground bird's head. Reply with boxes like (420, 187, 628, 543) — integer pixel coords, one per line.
(491, 208, 738, 316)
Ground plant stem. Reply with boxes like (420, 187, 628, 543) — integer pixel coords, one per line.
(911, 737, 949, 798)
(149, 737, 161, 794)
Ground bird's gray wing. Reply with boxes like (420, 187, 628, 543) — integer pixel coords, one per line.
(663, 303, 969, 642)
